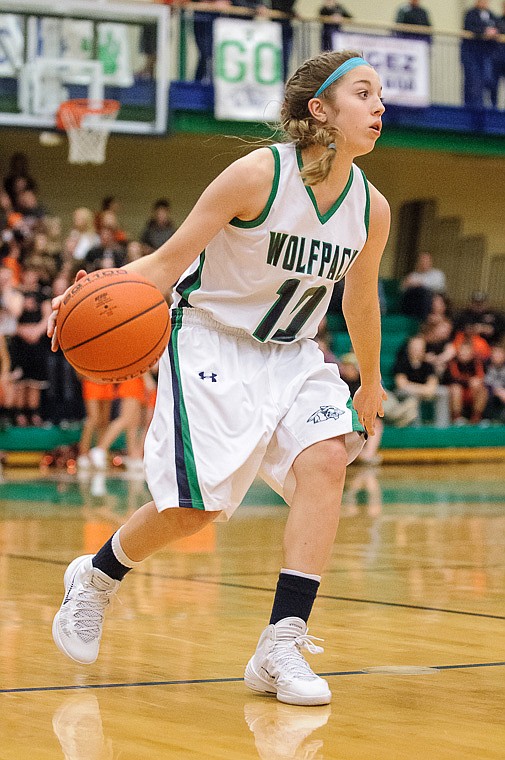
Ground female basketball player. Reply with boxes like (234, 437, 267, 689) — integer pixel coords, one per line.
(49, 50, 389, 706)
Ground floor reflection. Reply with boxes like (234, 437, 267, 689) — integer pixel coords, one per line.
(245, 701, 331, 760)
(52, 692, 113, 760)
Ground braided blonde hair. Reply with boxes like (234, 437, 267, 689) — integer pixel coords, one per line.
(280, 49, 363, 186)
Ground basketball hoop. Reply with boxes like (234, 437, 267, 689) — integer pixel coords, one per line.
(56, 98, 120, 165)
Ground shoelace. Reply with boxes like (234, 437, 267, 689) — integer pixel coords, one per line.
(270, 634, 324, 680)
(72, 582, 116, 644)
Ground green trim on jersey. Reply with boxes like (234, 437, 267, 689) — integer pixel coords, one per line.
(295, 147, 353, 225)
(360, 168, 370, 238)
(230, 145, 280, 229)
(171, 311, 205, 508)
(180, 251, 206, 304)
(347, 396, 365, 433)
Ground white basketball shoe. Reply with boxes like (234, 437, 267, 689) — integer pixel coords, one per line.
(52, 555, 119, 664)
(244, 617, 332, 706)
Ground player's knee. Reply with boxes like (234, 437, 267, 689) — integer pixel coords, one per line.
(294, 437, 347, 487)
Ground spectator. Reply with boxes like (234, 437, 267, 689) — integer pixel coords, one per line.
(77, 379, 116, 470)
(461, 0, 498, 108)
(424, 292, 453, 322)
(15, 188, 48, 241)
(126, 240, 143, 263)
(87, 377, 148, 474)
(400, 252, 446, 321)
(444, 339, 488, 423)
(453, 322, 491, 362)
(8, 265, 52, 426)
(319, 2, 352, 52)
(0, 265, 23, 339)
(0, 332, 13, 427)
(394, 335, 451, 427)
(3, 152, 37, 209)
(191, 0, 232, 83)
(29, 233, 60, 284)
(394, 0, 432, 41)
(140, 199, 177, 255)
(44, 272, 84, 427)
(483, 343, 505, 422)
(259, 0, 299, 79)
(453, 290, 505, 345)
(493, 1, 505, 104)
(0, 230, 24, 285)
(422, 315, 456, 379)
(0, 190, 13, 231)
(66, 207, 100, 263)
(95, 198, 128, 245)
(44, 216, 64, 259)
(84, 225, 127, 273)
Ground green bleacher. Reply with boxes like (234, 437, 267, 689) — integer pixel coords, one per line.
(328, 279, 420, 390)
(325, 278, 505, 454)
(0, 279, 502, 461)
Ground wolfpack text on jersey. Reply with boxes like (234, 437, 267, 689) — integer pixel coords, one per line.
(173, 143, 370, 343)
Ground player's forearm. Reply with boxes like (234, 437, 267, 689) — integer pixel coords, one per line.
(123, 246, 184, 297)
(343, 298, 382, 385)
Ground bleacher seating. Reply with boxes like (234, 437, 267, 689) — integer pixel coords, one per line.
(328, 279, 420, 389)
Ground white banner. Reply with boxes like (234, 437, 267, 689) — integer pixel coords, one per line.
(333, 32, 430, 107)
(214, 18, 283, 122)
(0, 15, 24, 77)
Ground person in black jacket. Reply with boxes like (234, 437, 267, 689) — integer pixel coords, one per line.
(267, 0, 298, 78)
(394, 1, 432, 41)
(319, 2, 352, 52)
(461, 0, 499, 108)
(493, 1, 505, 104)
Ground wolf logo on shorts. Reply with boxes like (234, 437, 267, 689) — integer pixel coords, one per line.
(307, 406, 345, 424)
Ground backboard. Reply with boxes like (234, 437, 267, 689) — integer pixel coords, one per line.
(0, 0, 170, 134)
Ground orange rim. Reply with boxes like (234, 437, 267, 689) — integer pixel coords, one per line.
(56, 99, 120, 130)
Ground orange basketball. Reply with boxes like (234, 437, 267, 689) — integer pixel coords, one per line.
(57, 269, 171, 382)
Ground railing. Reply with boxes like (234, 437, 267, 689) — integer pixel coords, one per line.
(170, 6, 505, 110)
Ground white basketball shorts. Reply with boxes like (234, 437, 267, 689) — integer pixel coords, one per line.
(144, 308, 365, 521)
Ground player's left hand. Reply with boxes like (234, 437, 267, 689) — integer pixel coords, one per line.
(353, 383, 387, 436)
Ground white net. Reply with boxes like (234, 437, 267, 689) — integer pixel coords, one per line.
(58, 99, 120, 165)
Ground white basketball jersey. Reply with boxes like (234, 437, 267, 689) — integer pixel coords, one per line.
(173, 142, 370, 343)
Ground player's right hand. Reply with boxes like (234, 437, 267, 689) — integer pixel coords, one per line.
(47, 269, 87, 352)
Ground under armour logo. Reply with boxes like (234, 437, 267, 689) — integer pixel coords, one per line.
(307, 405, 345, 424)
(199, 371, 217, 382)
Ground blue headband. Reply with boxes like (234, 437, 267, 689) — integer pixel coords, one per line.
(314, 57, 370, 98)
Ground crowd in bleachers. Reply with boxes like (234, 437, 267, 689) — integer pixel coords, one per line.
(318, 251, 505, 465)
(0, 151, 175, 435)
(1, 146, 504, 447)
(183, 0, 505, 109)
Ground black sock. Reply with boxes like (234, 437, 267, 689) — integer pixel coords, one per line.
(92, 536, 132, 581)
(269, 572, 320, 625)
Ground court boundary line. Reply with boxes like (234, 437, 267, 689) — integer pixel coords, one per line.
(2, 661, 505, 695)
(6, 553, 505, 621)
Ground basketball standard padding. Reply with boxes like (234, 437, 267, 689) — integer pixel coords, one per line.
(57, 269, 171, 382)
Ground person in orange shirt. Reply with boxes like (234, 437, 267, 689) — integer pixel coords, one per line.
(452, 323, 491, 362)
(87, 376, 147, 472)
(77, 380, 115, 469)
(445, 340, 488, 423)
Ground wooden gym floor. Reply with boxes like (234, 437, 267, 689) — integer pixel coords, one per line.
(1, 460, 505, 759)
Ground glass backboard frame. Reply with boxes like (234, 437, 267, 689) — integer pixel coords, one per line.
(0, 0, 169, 135)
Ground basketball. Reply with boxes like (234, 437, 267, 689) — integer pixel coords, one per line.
(56, 269, 171, 382)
